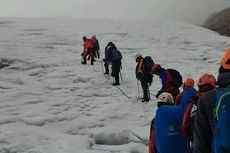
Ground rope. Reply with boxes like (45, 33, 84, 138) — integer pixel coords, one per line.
(120, 71, 123, 81)
(130, 131, 148, 146)
(137, 80, 140, 99)
(114, 86, 132, 99)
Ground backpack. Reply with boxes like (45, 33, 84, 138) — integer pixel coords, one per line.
(144, 56, 154, 73)
(112, 49, 122, 61)
(144, 56, 154, 83)
(214, 87, 230, 153)
(167, 69, 183, 88)
(154, 106, 189, 153)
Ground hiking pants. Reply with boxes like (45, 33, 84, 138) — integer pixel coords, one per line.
(111, 60, 121, 84)
(141, 76, 150, 101)
(104, 61, 110, 74)
(83, 48, 94, 64)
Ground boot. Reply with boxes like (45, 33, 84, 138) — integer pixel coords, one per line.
(112, 82, 120, 86)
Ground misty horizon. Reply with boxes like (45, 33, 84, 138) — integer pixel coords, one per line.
(0, 0, 230, 25)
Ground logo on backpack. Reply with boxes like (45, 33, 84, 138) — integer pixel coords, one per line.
(167, 69, 183, 88)
(144, 56, 154, 84)
(154, 106, 189, 153)
(214, 87, 230, 153)
(112, 49, 122, 61)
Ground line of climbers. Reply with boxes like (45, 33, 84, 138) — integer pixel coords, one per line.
(81, 36, 122, 86)
(81, 35, 100, 65)
(148, 48, 230, 153)
(81, 35, 230, 153)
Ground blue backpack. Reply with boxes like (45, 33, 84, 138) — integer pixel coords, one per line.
(214, 87, 230, 153)
(154, 106, 189, 153)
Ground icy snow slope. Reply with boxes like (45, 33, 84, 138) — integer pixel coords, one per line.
(0, 18, 229, 153)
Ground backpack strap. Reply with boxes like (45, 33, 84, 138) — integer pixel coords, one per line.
(214, 86, 230, 120)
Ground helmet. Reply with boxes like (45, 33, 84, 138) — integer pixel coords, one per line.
(221, 48, 230, 70)
(82, 36, 87, 41)
(183, 77, 195, 87)
(197, 73, 216, 87)
(157, 92, 174, 104)
(152, 64, 161, 74)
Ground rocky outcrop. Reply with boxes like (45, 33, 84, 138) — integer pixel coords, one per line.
(204, 7, 230, 36)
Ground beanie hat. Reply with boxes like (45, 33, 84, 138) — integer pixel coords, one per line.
(219, 48, 230, 73)
(157, 92, 174, 104)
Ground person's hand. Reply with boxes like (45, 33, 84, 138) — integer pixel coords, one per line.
(156, 92, 160, 98)
(137, 72, 142, 80)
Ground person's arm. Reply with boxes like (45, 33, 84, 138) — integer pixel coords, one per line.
(96, 40, 100, 50)
(182, 103, 192, 139)
(156, 69, 167, 97)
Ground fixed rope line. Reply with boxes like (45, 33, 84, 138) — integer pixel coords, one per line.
(114, 86, 132, 99)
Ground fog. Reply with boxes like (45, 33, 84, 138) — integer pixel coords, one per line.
(0, 0, 230, 24)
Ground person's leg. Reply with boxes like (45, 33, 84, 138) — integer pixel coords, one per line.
(97, 50, 100, 58)
(141, 78, 150, 102)
(90, 53, 94, 65)
(87, 48, 94, 65)
(104, 61, 109, 74)
(82, 52, 88, 64)
(112, 63, 120, 85)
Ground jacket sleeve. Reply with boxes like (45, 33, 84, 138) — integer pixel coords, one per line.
(175, 92, 182, 105)
(193, 97, 212, 153)
(156, 69, 167, 97)
(83, 43, 86, 54)
(149, 120, 157, 153)
(96, 40, 100, 50)
(182, 103, 192, 139)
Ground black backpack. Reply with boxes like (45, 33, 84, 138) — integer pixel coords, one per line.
(144, 56, 154, 73)
(167, 69, 183, 88)
(112, 49, 122, 61)
(144, 56, 154, 83)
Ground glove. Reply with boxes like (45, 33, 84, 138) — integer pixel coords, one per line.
(81, 53, 83, 56)
(155, 92, 161, 98)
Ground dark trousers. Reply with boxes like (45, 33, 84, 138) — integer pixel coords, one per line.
(104, 61, 110, 74)
(111, 60, 121, 84)
(83, 48, 95, 64)
(141, 76, 150, 101)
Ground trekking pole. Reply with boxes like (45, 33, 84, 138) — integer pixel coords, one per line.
(101, 60, 109, 80)
(101, 60, 105, 74)
(120, 71, 123, 82)
(137, 80, 140, 99)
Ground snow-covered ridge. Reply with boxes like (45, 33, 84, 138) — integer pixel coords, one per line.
(0, 18, 229, 153)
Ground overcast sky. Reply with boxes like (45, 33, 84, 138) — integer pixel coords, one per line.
(0, 0, 230, 24)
